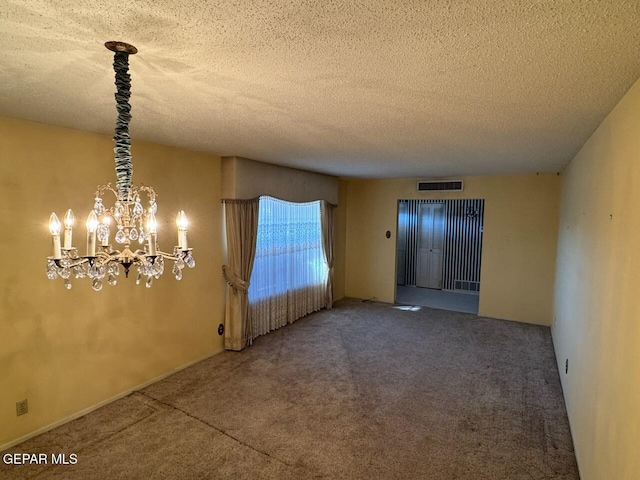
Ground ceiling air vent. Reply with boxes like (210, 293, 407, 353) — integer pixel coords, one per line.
(417, 180, 464, 192)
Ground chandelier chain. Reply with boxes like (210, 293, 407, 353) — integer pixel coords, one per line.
(113, 51, 133, 200)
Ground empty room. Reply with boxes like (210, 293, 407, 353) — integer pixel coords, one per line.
(1, 1, 638, 479)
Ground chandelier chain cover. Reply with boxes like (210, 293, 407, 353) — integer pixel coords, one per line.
(113, 51, 133, 198)
(45, 42, 195, 291)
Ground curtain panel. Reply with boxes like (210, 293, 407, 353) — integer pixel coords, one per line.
(320, 201, 335, 309)
(222, 199, 259, 351)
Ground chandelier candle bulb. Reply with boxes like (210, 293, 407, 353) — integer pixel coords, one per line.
(63, 209, 74, 249)
(176, 210, 189, 250)
(86, 211, 99, 257)
(49, 213, 62, 259)
(146, 213, 158, 256)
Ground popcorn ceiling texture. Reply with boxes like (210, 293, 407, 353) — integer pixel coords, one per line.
(1, 0, 639, 178)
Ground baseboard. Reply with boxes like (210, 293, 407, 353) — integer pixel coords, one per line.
(0, 349, 222, 452)
(549, 330, 583, 480)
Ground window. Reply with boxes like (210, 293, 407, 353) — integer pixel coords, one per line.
(249, 196, 328, 336)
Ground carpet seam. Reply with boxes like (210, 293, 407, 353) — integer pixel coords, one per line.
(135, 391, 326, 478)
(25, 398, 161, 480)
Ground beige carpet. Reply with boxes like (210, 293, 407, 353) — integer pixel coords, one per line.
(1, 299, 579, 479)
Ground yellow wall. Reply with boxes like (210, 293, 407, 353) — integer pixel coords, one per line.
(552, 79, 640, 479)
(0, 117, 225, 448)
(344, 174, 561, 325)
(333, 179, 348, 301)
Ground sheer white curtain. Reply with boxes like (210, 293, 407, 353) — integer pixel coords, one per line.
(249, 196, 328, 339)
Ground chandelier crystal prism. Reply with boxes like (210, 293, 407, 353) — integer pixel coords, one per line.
(46, 41, 195, 291)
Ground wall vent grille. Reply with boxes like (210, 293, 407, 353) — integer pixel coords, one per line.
(417, 180, 463, 192)
(454, 280, 480, 293)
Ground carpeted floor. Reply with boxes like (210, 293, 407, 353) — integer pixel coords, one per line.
(1, 299, 579, 479)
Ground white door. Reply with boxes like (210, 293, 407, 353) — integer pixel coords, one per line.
(417, 203, 445, 289)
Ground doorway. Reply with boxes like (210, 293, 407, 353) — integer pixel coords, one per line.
(395, 199, 485, 314)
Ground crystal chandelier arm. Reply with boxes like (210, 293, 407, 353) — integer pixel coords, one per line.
(95, 183, 118, 199)
(113, 51, 133, 200)
(51, 256, 89, 269)
(155, 250, 189, 262)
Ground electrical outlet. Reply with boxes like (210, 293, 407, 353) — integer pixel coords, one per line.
(16, 399, 28, 416)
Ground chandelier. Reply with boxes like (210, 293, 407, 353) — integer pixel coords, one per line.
(46, 41, 195, 291)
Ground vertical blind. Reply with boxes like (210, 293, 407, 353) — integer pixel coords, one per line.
(443, 199, 484, 292)
(249, 196, 328, 338)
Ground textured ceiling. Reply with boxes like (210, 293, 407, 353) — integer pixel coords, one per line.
(1, 1, 640, 178)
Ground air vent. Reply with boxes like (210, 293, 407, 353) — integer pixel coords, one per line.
(417, 180, 463, 192)
(454, 280, 480, 293)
